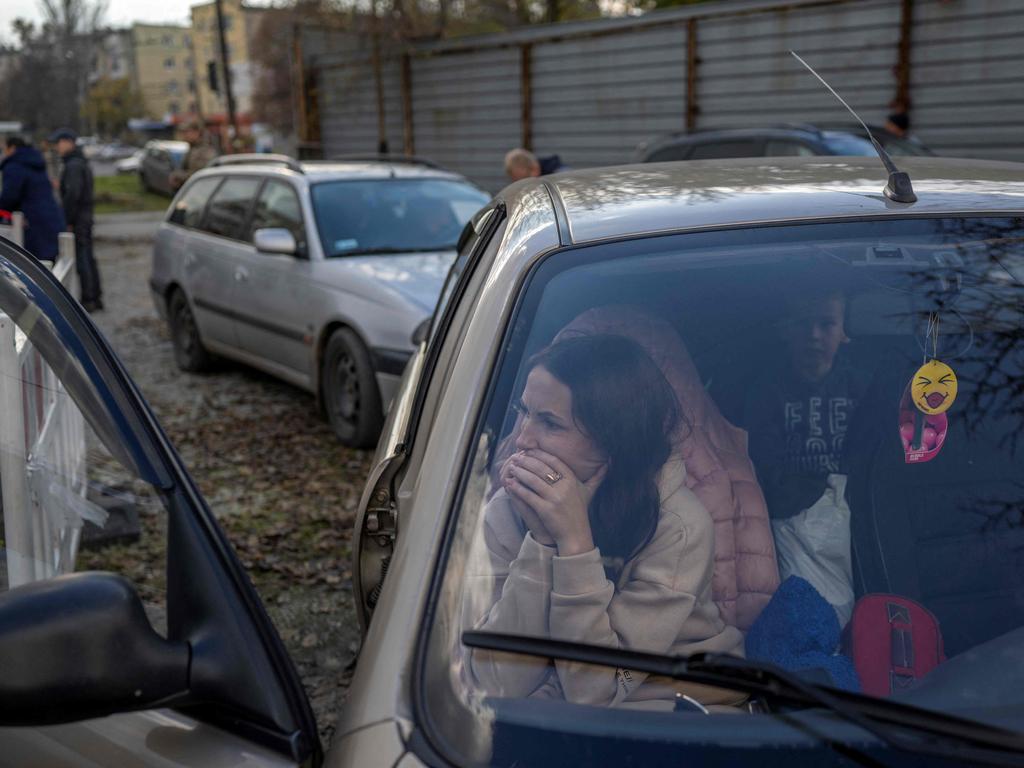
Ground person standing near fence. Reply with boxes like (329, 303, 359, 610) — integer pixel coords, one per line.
(50, 128, 103, 312)
(0, 136, 65, 262)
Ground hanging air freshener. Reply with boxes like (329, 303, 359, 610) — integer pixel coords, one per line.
(910, 358, 958, 416)
(899, 314, 958, 464)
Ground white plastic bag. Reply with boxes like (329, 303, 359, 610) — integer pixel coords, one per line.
(771, 473, 855, 627)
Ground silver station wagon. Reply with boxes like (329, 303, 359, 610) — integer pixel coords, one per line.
(1, 156, 1023, 767)
(150, 156, 489, 447)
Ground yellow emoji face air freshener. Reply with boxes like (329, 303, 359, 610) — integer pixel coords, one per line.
(911, 359, 958, 415)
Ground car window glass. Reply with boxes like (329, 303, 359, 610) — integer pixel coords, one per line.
(765, 139, 816, 156)
(0, 253, 170, 634)
(168, 176, 221, 228)
(311, 179, 489, 257)
(645, 143, 691, 162)
(821, 132, 877, 156)
(203, 176, 261, 241)
(250, 180, 304, 248)
(688, 140, 762, 159)
(422, 217, 1024, 763)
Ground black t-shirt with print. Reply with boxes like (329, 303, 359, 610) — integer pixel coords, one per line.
(733, 355, 869, 519)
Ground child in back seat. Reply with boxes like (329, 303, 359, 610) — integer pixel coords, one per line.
(724, 288, 869, 625)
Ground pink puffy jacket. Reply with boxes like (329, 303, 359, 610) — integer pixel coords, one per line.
(555, 306, 779, 631)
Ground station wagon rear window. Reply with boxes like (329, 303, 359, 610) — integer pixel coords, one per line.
(421, 216, 1024, 765)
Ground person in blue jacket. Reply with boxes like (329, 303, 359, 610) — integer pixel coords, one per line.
(0, 136, 65, 262)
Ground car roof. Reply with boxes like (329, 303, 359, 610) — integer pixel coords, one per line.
(527, 156, 1024, 245)
(192, 159, 470, 184)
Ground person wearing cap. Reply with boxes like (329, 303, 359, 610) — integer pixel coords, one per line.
(51, 128, 102, 312)
(170, 120, 217, 190)
(0, 135, 66, 261)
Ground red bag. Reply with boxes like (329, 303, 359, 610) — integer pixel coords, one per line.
(846, 594, 946, 697)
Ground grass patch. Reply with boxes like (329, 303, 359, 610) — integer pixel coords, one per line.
(94, 174, 170, 215)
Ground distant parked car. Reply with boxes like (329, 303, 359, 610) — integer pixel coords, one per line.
(138, 140, 189, 196)
(150, 154, 491, 447)
(635, 124, 934, 163)
(115, 149, 145, 174)
(97, 141, 140, 161)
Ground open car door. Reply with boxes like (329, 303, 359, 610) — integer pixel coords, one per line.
(0, 235, 319, 764)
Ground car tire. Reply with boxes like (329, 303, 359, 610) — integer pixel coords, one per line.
(168, 289, 212, 372)
(322, 328, 383, 449)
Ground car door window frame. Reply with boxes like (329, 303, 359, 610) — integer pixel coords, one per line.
(401, 203, 505, 450)
(168, 174, 224, 230)
(197, 174, 263, 243)
(249, 177, 307, 258)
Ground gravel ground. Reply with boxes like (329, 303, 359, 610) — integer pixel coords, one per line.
(85, 231, 368, 745)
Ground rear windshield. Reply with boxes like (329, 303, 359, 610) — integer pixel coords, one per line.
(311, 178, 489, 257)
(423, 216, 1024, 763)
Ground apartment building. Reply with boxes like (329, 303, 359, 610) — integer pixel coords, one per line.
(130, 24, 196, 120)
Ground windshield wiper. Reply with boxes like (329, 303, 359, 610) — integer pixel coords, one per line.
(463, 631, 1024, 767)
(328, 245, 455, 257)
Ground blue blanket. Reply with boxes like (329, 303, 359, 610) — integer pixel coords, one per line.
(746, 575, 861, 691)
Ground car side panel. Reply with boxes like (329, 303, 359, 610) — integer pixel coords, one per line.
(184, 230, 244, 348)
(233, 251, 316, 385)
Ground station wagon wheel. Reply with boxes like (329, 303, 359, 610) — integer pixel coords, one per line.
(322, 328, 383, 449)
(168, 288, 212, 372)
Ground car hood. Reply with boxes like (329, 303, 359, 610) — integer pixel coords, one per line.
(324, 251, 456, 312)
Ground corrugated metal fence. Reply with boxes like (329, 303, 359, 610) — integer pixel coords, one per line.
(310, 0, 1024, 192)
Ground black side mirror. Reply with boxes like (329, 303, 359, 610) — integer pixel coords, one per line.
(0, 572, 189, 725)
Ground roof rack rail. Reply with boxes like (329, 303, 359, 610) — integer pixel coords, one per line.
(325, 153, 445, 171)
(208, 154, 304, 173)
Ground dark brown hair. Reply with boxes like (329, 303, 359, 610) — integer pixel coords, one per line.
(527, 334, 680, 578)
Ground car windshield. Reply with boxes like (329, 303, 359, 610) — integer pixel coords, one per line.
(311, 178, 490, 257)
(423, 216, 1024, 764)
(822, 130, 932, 158)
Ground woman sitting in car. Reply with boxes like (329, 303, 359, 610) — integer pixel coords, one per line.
(465, 333, 744, 708)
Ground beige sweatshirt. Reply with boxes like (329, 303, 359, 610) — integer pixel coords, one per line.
(466, 454, 745, 708)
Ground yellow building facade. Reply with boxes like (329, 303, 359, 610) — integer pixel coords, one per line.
(130, 24, 196, 121)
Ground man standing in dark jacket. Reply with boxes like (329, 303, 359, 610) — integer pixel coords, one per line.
(0, 136, 66, 261)
(51, 128, 102, 311)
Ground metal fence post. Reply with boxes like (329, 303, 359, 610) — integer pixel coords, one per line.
(0, 314, 34, 588)
(520, 43, 533, 151)
(686, 18, 699, 132)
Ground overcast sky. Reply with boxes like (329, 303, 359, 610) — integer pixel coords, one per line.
(1, 0, 196, 44)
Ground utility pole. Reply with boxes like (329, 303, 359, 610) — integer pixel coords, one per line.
(214, 0, 239, 148)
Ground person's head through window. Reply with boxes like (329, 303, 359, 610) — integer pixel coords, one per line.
(777, 289, 850, 384)
(504, 148, 541, 182)
(501, 334, 680, 566)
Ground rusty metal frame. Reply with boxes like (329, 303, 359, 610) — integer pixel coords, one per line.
(401, 53, 415, 155)
(685, 18, 699, 132)
(520, 43, 533, 151)
(895, 0, 914, 110)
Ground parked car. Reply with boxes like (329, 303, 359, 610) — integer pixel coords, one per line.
(115, 148, 145, 174)
(97, 141, 140, 161)
(138, 139, 189, 196)
(149, 154, 490, 447)
(635, 124, 934, 163)
(1, 156, 1023, 766)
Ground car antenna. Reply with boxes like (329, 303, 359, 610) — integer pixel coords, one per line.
(790, 50, 917, 203)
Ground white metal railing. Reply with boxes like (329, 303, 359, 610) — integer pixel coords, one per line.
(0, 231, 87, 588)
(0, 211, 25, 247)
